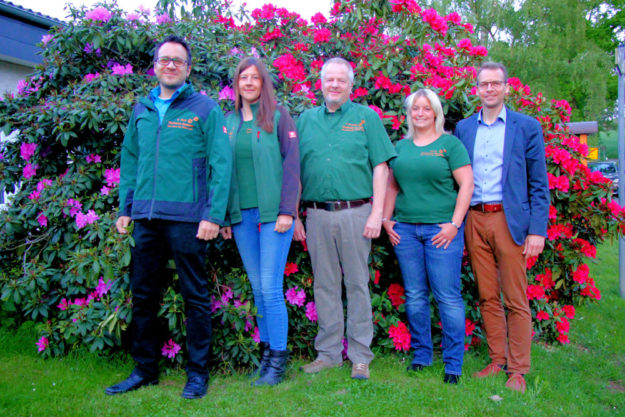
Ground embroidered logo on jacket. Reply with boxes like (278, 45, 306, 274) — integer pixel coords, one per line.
(341, 120, 365, 132)
(168, 117, 199, 131)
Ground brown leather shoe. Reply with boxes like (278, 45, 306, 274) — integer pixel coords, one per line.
(505, 373, 527, 393)
(473, 363, 505, 378)
(299, 359, 342, 374)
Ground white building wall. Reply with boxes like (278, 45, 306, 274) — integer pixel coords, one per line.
(0, 59, 34, 96)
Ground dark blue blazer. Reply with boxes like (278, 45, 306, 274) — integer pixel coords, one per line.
(454, 107, 550, 246)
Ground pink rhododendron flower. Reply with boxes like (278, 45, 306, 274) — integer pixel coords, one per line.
(41, 34, 54, 46)
(16, 79, 27, 95)
(28, 190, 41, 200)
(126, 12, 141, 22)
(261, 27, 284, 42)
(104, 168, 120, 186)
(75, 210, 99, 229)
(284, 262, 298, 276)
(86, 153, 101, 163)
(285, 286, 306, 306)
(388, 321, 411, 351)
(37, 178, 53, 191)
(252, 326, 260, 343)
(20, 142, 37, 161)
(161, 339, 181, 358)
(57, 298, 69, 311)
(85, 6, 112, 22)
(83, 73, 100, 83)
(95, 277, 113, 298)
(100, 186, 110, 196)
(37, 212, 48, 227)
(218, 86, 235, 101)
(221, 287, 233, 304)
(111, 63, 133, 76)
(23, 163, 38, 179)
(155, 13, 172, 24)
(305, 301, 317, 322)
(36, 336, 49, 352)
(66, 198, 82, 217)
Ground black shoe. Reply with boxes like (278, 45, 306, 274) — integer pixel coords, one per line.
(105, 371, 158, 395)
(406, 363, 426, 372)
(444, 373, 460, 384)
(252, 349, 288, 386)
(250, 342, 271, 379)
(181, 375, 209, 399)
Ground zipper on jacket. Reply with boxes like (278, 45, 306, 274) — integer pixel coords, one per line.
(149, 123, 162, 219)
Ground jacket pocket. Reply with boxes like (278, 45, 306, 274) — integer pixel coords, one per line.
(192, 158, 207, 202)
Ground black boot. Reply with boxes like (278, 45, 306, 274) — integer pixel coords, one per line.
(252, 349, 288, 386)
(250, 342, 271, 378)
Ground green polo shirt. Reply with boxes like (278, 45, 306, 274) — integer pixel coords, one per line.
(389, 134, 470, 223)
(297, 100, 396, 202)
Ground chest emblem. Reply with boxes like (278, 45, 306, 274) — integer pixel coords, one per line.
(168, 116, 199, 131)
(341, 119, 365, 132)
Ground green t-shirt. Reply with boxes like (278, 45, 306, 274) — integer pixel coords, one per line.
(297, 100, 396, 202)
(389, 134, 470, 223)
(235, 120, 258, 209)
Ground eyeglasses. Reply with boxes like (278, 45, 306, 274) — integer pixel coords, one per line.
(155, 57, 188, 67)
(477, 81, 506, 90)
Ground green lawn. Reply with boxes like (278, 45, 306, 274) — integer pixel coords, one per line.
(1, 243, 623, 417)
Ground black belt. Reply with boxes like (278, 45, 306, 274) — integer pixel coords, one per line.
(304, 199, 369, 212)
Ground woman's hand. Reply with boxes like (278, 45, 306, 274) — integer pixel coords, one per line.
(432, 223, 458, 249)
(274, 215, 293, 233)
(220, 226, 232, 240)
(383, 220, 400, 246)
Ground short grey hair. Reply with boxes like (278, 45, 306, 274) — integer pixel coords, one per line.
(404, 89, 445, 138)
(320, 57, 354, 84)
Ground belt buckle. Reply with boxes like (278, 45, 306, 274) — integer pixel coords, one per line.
(480, 203, 486, 213)
(328, 201, 338, 212)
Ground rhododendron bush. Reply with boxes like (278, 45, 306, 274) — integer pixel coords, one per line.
(0, 0, 622, 370)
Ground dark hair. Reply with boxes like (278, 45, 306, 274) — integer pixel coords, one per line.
(154, 35, 192, 65)
(233, 57, 276, 133)
(476, 61, 508, 83)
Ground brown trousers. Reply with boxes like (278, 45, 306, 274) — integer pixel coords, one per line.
(465, 210, 531, 374)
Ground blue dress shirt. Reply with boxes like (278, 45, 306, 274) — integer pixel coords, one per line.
(471, 106, 507, 205)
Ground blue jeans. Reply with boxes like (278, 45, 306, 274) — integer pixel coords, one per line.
(392, 222, 465, 375)
(232, 208, 294, 351)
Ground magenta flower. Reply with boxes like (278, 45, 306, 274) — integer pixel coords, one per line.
(86, 153, 101, 163)
(71, 297, 88, 307)
(104, 168, 120, 186)
(75, 212, 88, 229)
(23, 163, 38, 179)
(252, 327, 260, 343)
(100, 186, 110, 196)
(126, 12, 141, 22)
(0, 152, 4, 160)
(111, 64, 133, 76)
(161, 339, 181, 358)
(138, 5, 151, 16)
(28, 190, 41, 200)
(218, 86, 235, 101)
(244, 316, 254, 331)
(305, 301, 317, 322)
(155, 13, 172, 24)
(66, 199, 82, 217)
(36, 336, 49, 352)
(57, 298, 69, 311)
(16, 79, 27, 95)
(95, 277, 113, 298)
(85, 6, 112, 22)
(285, 286, 306, 307)
(83, 73, 100, 83)
(41, 34, 54, 46)
(20, 142, 37, 161)
(37, 212, 48, 227)
(36, 178, 53, 191)
(221, 287, 233, 304)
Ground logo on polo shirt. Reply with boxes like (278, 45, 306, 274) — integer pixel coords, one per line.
(341, 120, 365, 132)
(168, 116, 199, 131)
(420, 148, 448, 157)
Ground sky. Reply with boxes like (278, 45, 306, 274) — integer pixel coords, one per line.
(9, 0, 331, 21)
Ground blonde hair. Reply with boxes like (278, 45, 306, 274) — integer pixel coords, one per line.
(404, 89, 445, 139)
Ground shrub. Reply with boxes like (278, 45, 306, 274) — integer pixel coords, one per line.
(0, 0, 622, 370)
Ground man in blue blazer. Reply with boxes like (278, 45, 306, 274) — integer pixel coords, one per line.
(454, 62, 549, 393)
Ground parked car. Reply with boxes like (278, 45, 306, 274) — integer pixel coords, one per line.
(588, 161, 619, 195)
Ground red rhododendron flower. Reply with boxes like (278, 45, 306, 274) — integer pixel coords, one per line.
(536, 311, 549, 321)
(557, 333, 570, 344)
(465, 318, 476, 336)
(556, 317, 570, 334)
(572, 263, 590, 284)
(562, 305, 575, 319)
(526, 255, 538, 270)
(310, 12, 327, 25)
(388, 283, 405, 308)
(373, 269, 380, 285)
(526, 284, 546, 300)
(388, 321, 411, 351)
(284, 262, 298, 276)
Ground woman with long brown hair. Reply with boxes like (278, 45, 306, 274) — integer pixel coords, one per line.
(220, 57, 299, 386)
